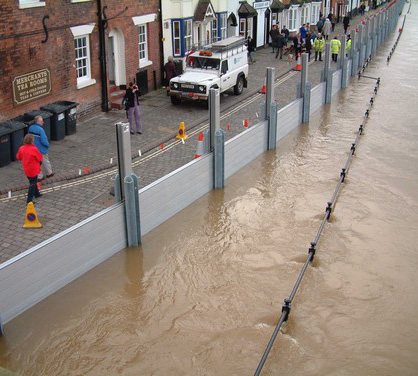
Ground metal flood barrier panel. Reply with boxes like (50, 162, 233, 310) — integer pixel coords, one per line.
(276, 98, 304, 142)
(225, 121, 268, 179)
(310, 82, 326, 114)
(139, 154, 213, 235)
(0, 204, 126, 324)
(332, 70, 342, 96)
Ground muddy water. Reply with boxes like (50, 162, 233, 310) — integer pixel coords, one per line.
(2, 7, 418, 376)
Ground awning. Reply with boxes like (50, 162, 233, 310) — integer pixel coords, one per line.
(237, 1, 257, 17)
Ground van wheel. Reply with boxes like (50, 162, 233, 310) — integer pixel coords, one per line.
(234, 76, 244, 95)
(171, 96, 181, 105)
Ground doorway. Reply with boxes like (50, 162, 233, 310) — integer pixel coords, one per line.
(108, 29, 126, 87)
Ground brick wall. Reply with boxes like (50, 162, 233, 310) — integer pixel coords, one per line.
(0, 0, 162, 122)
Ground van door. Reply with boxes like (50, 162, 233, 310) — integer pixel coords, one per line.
(220, 60, 232, 92)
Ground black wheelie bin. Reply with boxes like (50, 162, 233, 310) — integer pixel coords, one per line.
(0, 120, 26, 161)
(0, 126, 12, 167)
(52, 101, 79, 135)
(40, 103, 66, 141)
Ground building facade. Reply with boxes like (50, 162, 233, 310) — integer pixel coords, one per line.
(0, 0, 162, 121)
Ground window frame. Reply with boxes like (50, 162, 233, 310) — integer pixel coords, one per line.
(138, 24, 149, 67)
(288, 6, 298, 31)
(217, 13, 227, 41)
(211, 18, 217, 42)
(19, 0, 45, 9)
(172, 20, 181, 57)
(74, 35, 93, 87)
(184, 19, 193, 54)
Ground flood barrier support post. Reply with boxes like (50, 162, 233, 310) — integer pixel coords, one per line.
(358, 24, 365, 68)
(324, 43, 333, 104)
(0, 313, 3, 336)
(298, 53, 311, 123)
(209, 88, 220, 152)
(265, 67, 275, 121)
(114, 174, 121, 203)
(115, 122, 141, 246)
(339, 36, 346, 70)
(268, 102, 278, 150)
(351, 30, 358, 77)
(341, 58, 349, 89)
(214, 130, 225, 189)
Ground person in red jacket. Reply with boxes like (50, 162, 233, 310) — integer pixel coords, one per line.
(16, 134, 43, 203)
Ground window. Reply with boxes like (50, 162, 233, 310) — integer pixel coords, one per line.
(302, 6, 310, 25)
(289, 7, 298, 30)
(218, 13, 227, 40)
(173, 21, 181, 56)
(311, 3, 320, 23)
(239, 19, 246, 36)
(74, 36, 91, 85)
(19, 0, 45, 8)
(221, 60, 228, 74)
(184, 19, 193, 53)
(138, 24, 148, 65)
(212, 18, 217, 42)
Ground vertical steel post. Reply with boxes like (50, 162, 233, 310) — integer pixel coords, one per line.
(268, 102, 278, 150)
(339, 36, 346, 70)
(214, 130, 225, 189)
(351, 30, 358, 77)
(115, 122, 133, 200)
(302, 82, 311, 123)
(124, 175, 139, 247)
(324, 43, 332, 104)
(265, 67, 275, 121)
(358, 24, 364, 67)
(300, 53, 309, 97)
(324, 42, 331, 82)
(209, 88, 220, 152)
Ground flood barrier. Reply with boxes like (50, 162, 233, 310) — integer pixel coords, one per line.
(0, 0, 406, 333)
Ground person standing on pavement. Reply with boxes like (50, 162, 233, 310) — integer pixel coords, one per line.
(123, 82, 142, 135)
(164, 56, 177, 95)
(345, 34, 352, 56)
(299, 24, 307, 42)
(16, 134, 43, 204)
(281, 26, 290, 44)
(330, 36, 341, 62)
(316, 18, 324, 34)
(293, 34, 300, 59)
(269, 25, 280, 54)
(28, 115, 54, 181)
(247, 36, 255, 63)
(343, 15, 350, 34)
(275, 33, 285, 59)
(314, 33, 325, 61)
(323, 18, 332, 40)
(305, 33, 312, 61)
(331, 14, 337, 32)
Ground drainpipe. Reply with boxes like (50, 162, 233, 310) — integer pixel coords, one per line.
(159, 0, 165, 88)
(97, 0, 109, 112)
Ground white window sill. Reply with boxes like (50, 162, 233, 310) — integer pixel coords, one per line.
(139, 60, 153, 69)
(71, 0, 92, 2)
(77, 78, 96, 89)
(19, 2, 45, 9)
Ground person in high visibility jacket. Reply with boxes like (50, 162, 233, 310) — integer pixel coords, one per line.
(330, 36, 341, 62)
(345, 35, 352, 57)
(314, 33, 325, 61)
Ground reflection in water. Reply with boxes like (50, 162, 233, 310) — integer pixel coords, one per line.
(2, 7, 418, 375)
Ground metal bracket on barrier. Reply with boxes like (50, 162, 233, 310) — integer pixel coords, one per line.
(326, 202, 333, 220)
(351, 143, 356, 155)
(340, 168, 347, 182)
(282, 299, 291, 322)
(308, 242, 316, 261)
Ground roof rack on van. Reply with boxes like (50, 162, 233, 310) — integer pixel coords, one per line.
(209, 36, 246, 52)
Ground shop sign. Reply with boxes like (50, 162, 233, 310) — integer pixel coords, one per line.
(254, 1, 270, 9)
(12, 68, 51, 106)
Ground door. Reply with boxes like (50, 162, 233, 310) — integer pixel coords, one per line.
(264, 11, 271, 46)
(108, 36, 115, 84)
(220, 60, 231, 92)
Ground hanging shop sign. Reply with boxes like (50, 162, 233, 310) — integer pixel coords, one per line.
(12, 68, 52, 106)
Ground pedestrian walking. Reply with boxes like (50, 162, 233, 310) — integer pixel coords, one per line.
(323, 18, 332, 40)
(293, 35, 300, 59)
(16, 134, 43, 204)
(275, 33, 285, 59)
(300, 24, 307, 42)
(27, 115, 54, 181)
(269, 25, 280, 53)
(123, 82, 142, 134)
(343, 15, 350, 34)
(331, 36, 341, 62)
(331, 14, 337, 32)
(247, 36, 256, 63)
(314, 33, 325, 61)
(164, 56, 178, 95)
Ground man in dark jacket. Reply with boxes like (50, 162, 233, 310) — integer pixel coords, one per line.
(164, 56, 177, 94)
(316, 19, 324, 34)
(281, 26, 290, 43)
(269, 25, 280, 53)
(275, 33, 285, 59)
(343, 15, 350, 34)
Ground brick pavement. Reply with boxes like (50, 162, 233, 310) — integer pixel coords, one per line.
(0, 9, 382, 263)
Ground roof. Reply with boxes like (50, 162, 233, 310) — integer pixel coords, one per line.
(237, 1, 257, 16)
(194, 0, 216, 22)
(270, 0, 286, 12)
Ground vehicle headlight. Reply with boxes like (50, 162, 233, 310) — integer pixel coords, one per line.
(198, 85, 206, 92)
(172, 82, 179, 89)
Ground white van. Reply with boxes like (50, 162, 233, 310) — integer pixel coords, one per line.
(169, 36, 249, 105)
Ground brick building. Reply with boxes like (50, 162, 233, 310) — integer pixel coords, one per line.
(0, 0, 163, 121)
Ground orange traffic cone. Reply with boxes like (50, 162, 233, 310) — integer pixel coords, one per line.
(259, 77, 266, 94)
(195, 132, 204, 159)
(244, 118, 248, 128)
(37, 182, 41, 191)
(295, 53, 302, 71)
(84, 166, 89, 174)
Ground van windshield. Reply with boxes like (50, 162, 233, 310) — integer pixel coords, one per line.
(186, 56, 220, 70)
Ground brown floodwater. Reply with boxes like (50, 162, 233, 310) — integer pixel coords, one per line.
(1, 6, 418, 376)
